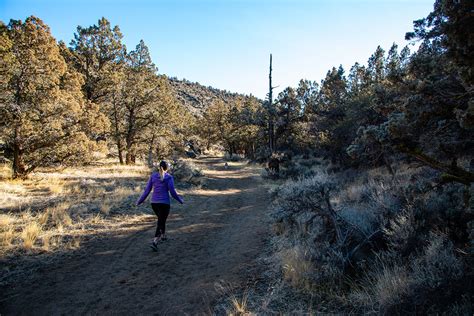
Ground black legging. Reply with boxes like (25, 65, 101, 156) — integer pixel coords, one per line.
(151, 203, 170, 237)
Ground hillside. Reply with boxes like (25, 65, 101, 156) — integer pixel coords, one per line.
(167, 77, 250, 117)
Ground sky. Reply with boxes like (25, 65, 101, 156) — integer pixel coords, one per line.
(0, 0, 434, 99)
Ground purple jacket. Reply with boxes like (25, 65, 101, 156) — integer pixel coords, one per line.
(136, 172, 183, 205)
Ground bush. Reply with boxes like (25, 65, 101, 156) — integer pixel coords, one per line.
(349, 233, 465, 314)
(265, 162, 473, 314)
(170, 159, 203, 186)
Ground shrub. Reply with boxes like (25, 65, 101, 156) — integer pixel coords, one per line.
(266, 162, 472, 314)
(349, 233, 465, 314)
(170, 159, 203, 186)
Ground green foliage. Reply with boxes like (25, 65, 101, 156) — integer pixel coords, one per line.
(68, 17, 125, 103)
(266, 1, 472, 186)
(269, 159, 472, 314)
(197, 96, 264, 158)
(67, 19, 188, 165)
(0, 16, 108, 178)
(255, 1, 473, 314)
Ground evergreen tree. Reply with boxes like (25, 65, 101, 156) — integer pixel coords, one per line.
(69, 17, 125, 103)
(0, 17, 108, 178)
(119, 40, 183, 164)
(367, 45, 386, 83)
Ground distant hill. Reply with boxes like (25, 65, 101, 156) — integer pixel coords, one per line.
(167, 77, 250, 117)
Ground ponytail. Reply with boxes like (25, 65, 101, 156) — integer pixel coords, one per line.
(159, 165, 165, 181)
(158, 160, 168, 181)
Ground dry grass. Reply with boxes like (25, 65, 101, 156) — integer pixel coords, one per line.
(113, 186, 134, 198)
(229, 292, 250, 315)
(0, 217, 16, 254)
(0, 156, 204, 288)
(40, 232, 54, 251)
(0, 159, 150, 257)
(47, 178, 66, 195)
(0, 213, 15, 227)
(21, 222, 42, 249)
(49, 203, 73, 227)
(368, 267, 410, 306)
(100, 200, 112, 215)
(280, 246, 314, 289)
(0, 226, 15, 247)
(0, 163, 12, 180)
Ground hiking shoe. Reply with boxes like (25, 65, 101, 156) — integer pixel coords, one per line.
(149, 241, 158, 252)
(161, 237, 168, 242)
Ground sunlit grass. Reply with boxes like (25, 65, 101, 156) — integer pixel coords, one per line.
(46, 178, 66, 195)
(1, 228, 15, 247)
(229, 292, 250, 315)
(21, 222, 42, 249)
(0, 163, 12, 180)
(0, 158, 153, 257)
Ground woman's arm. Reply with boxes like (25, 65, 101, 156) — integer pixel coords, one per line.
(168, 176, 184, 204)
(136, 175, 153, 205)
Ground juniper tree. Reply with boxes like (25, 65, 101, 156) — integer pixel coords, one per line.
(68, 18, 127, 162)
(348, 1, 474, 184)
(0, 17, 108, 178)
(69, 17, 125, 103)
(119, 40, 184, 164)
(308, 66, 349, 162)
(198, 97, 263, 156)
(274, 87, 304, 150)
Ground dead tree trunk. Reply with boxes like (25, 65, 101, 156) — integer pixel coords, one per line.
(268, 54, 276, 153)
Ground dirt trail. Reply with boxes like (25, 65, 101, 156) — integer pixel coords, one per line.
(2, 157, 270, 315)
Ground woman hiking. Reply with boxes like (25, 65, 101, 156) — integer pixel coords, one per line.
(136, 160, 184, 251)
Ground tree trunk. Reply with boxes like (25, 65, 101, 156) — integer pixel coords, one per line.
(125, 107, 136, 165)
(13, 144, 26, 179)
(112, 97, 124, 164)
(147, 147, 153, 168)
(118, 144, 124, 164)
(268, 54, 276, 154)
(125, 140, 135, 165)
(12, 128, 26, 178)
(125, 151, 133, 165)
(147, 134, 156, 167)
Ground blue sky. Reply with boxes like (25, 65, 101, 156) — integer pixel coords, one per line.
(1, 0, 434, 98)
